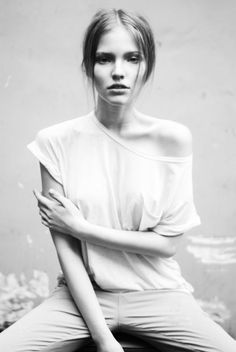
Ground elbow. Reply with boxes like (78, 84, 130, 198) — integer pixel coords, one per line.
(150, 245, 176, 258)
(154, 236, 178, 258)
(160, 234, 183, 258)
(164, 244, 177, 258)
(157, 244, 176, 258)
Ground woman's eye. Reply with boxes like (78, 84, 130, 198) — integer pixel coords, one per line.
(128, 56, 142, 64)
(95, 56, 111, 64)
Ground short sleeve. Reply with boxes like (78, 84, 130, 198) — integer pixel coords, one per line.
(152, 158, 201, 237)
(27, 128, 62, 184)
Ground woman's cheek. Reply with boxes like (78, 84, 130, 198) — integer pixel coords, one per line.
(93, 67, 107, 90)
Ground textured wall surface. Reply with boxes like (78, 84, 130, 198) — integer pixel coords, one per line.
(1, 0, 236, 337)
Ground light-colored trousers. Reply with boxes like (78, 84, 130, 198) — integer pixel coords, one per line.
(0, 283, 235, 352)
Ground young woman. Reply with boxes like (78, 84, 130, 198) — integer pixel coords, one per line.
(0, 8, 235, 352)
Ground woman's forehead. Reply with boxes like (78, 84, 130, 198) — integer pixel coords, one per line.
(96, 25, 139, 53)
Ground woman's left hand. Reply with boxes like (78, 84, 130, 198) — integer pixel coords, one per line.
(33, 189, 88, 236)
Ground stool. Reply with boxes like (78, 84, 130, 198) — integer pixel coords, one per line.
(80, 332, 158, 351)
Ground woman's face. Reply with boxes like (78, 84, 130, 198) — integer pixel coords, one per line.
(93, 25, 146, 107)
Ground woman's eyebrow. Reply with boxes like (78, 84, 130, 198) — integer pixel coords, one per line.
(95, 51, 142, 56)
(125, 51, 143, 56)
(95, 52, 113, 56)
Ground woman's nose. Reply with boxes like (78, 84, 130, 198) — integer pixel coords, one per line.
(111, 61, 125, 80)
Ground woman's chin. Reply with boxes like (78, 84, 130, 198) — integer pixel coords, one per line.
(99, 95, 132, 107)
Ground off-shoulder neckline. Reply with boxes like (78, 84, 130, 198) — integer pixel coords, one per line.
(89, 111, 192, 163)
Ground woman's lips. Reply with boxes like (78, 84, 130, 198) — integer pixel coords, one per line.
(107, 85, 130, 94)
(107, 84, 129, 90)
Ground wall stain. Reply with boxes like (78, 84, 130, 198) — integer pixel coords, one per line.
(26, 234, 33, 246)
(4, 75, 12, 88)
(187, 235, 236, 265)
(17, 182, 24, 189)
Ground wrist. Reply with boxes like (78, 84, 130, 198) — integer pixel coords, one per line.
(69, 217, 89, 239)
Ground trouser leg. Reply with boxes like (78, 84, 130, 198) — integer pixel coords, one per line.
(119, 290, 236, 352)
(0, 284, 118, 352)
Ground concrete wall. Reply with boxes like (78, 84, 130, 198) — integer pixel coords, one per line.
(1, 0, 236, 337)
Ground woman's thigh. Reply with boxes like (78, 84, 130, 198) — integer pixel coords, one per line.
(0, 285, 117, 352)
(119, 290, 236, 352)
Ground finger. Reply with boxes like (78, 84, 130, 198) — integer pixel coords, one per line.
(33, 189, 51, 208)
(39, 207, 47, 215)
(37, 201, 49, 214)
(39, 209, 48, 220)
(48, 189, 67, 207)
(41, 219, 49, 227)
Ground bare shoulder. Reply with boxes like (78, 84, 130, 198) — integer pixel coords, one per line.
(158, 119, 192, 157)
(137, 112, 192, 157)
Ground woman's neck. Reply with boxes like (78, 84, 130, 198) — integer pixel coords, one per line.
(95, 97, 137, 132)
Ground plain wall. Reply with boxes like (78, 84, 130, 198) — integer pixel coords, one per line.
(1, 0, 236, 337)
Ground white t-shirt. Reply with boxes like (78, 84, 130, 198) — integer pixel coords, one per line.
(28, 111, 201, 293)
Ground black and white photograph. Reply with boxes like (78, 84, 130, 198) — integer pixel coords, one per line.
(0, 1, 236, 351)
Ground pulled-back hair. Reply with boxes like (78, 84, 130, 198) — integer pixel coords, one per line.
(82, 9, 156, 85)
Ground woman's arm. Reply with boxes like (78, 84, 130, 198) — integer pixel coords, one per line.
(35, 126, 190, 259)
(74, 222, 181, 258)
(39, 164, 123, 351)
(35, 186, 181, 258)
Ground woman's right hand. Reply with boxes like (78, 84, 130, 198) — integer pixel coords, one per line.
(96, 337, 125, 352)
